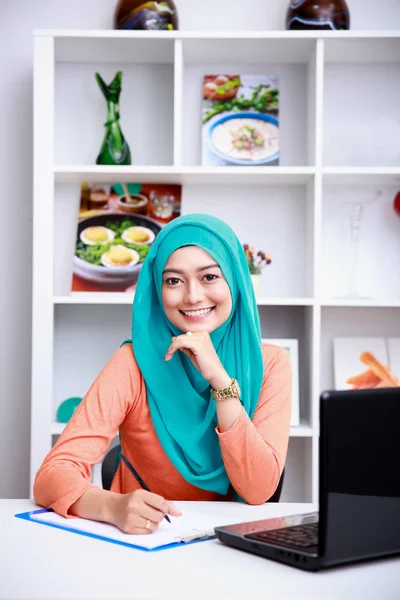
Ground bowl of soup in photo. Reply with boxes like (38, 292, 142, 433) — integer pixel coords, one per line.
(117, 193, 148, 214)
(208, 112, 279, 165)
(73, 213, 161, 285)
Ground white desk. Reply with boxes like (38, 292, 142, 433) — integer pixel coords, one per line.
(1, 500, 399, 600)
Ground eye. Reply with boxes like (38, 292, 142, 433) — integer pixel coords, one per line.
(203, 273, 219, 282)
(164, 277, 182, 286)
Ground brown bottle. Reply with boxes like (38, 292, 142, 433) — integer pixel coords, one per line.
(114, 1, 179, 30)
(286, 0, 350, 30)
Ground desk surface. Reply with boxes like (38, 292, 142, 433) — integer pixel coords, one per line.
(1, 500, 399, 600)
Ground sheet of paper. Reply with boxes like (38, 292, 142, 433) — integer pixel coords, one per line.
(30, 507, 239, 550)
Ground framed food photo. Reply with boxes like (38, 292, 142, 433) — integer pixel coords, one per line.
(262, 339, 300, 427)
(70, 182, 181, 294)
(201, 74, 279, 167)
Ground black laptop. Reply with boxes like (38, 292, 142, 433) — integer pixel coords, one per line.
(215, 387, 400, 571)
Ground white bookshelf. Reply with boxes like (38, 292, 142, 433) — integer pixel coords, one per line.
(32, 29, 400, 503)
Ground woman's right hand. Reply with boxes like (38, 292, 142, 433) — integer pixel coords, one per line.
(109, 489, 182, 534)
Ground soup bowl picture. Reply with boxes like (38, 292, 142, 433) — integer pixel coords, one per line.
(73, 213, 162, 286)
(208, 112, 279, 165)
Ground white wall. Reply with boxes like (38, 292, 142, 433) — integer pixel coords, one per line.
(0, 0, 399, 498)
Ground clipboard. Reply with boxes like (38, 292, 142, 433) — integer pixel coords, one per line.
(14, 508, 231, 552)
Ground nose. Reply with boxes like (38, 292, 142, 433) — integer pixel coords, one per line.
(183, 279, 206, 305)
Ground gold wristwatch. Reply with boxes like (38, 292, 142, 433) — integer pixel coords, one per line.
(211, 378, 241, 402)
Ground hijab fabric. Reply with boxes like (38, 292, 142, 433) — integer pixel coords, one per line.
(129, 214, 263, 495)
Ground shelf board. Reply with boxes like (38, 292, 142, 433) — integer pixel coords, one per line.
(54, 295, 400, 308)
(257, 297, 314, 306)
(53, 294, 314, 306)
(51, 420, 313, 437)
(320, 299, 400, 308)
(54, 294, 134, 305)
(35, 30, 400, 40)
(290, 422, 313, 437)
(54, 166, 315, 185)
(32, 30, 400, 65)
(323, 167, 400, 185)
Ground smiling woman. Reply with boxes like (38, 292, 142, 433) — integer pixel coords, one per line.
(33, 214, 292, 536)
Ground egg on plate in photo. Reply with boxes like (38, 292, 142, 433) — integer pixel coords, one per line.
(121, 226, 155, 246)
(100, 245, 139, 268)
(80, 226, 115, 246)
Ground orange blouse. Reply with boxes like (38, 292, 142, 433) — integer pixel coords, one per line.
(34, 343, 292, 516)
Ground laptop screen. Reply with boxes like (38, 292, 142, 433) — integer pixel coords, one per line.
(319, 387, 400, 565)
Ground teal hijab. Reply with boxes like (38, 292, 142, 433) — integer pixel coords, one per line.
(130, 214, 263, 496)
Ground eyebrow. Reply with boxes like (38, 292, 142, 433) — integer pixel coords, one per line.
(163, 263, 220, 275)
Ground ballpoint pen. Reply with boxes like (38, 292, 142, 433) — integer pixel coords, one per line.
(120, 453, 171, 523)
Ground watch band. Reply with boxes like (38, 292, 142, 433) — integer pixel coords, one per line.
(211, 378, 241, 402)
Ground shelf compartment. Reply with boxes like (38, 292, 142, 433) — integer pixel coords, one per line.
(258, 304, 314, 428)
(280, 437, 312, 502)
(54, 165, 316, 185)
(321, 184, 400, 300)
(180, 38, 319, 167)
(320, 306, 400, 391)
(55, 62, 174, 166)
(323, 45, 400, 166)
(182, 180, 315, 298)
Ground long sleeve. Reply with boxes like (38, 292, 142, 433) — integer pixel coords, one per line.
(216, 344, 292, 504)
(33, 345, 140, 517)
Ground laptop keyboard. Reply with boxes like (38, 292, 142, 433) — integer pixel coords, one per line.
(245, 522, 318, 549)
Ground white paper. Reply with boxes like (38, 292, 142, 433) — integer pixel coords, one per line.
(31, 508, 239, 550)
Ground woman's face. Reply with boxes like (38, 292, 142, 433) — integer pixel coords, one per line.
(161, 246, 232, 333)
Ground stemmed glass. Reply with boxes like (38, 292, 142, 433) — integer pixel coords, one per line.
(334, 187, 382, 300)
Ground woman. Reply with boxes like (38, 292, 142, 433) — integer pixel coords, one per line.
(34, 214, 292, 534)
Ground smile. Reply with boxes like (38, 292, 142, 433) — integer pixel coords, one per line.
(180, 307, 215, 317)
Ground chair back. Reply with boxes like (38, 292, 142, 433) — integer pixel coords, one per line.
(101, 445, 120, 491)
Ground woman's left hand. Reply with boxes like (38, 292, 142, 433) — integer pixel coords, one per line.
(164, 331, 228, 385)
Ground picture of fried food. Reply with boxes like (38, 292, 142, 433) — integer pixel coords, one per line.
(359, 351, 398, 386)
(346, 351, 399, 389)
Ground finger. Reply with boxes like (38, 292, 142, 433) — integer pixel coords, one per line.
(119, 515, 158, 535)
(138, 501, 168, 524)
(133, 527, 153, 535)
(165, 336, 197, 361)
(167, 501, 182, 517)
(179, 347, 194, 359)
(139, 490, 170, 515)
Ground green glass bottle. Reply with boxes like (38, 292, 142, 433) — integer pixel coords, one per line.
(95, 71, 131, 166)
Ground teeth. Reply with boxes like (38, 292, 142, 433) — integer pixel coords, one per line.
(182, 308, 213, 316)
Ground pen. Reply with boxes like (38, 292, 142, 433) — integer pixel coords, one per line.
(120, 453, 171, 523)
